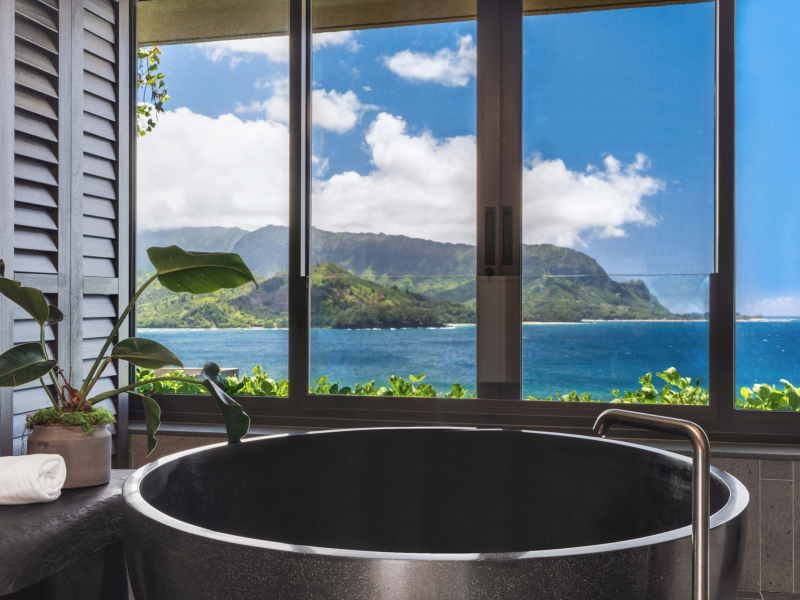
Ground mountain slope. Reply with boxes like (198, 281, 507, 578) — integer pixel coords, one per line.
(138, 226, 247, 270)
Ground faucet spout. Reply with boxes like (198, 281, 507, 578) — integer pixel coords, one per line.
(593, 409, 710, 600)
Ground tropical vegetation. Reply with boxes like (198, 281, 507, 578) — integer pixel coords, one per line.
(137, 365, 800, 411)
(0, 247, 258, 457)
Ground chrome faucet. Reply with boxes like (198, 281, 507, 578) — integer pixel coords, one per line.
(593, 409, 711, 600)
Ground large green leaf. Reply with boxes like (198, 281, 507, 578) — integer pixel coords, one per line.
(147, 246, 256, 294)
(131, 392, 162, 457)
(200, 361, 226, 388)
(110, 338, 183, 369)
(200, 379, 250, 444)
(0, 277, 49, 325)
(44, 305, 64, 327)
(0, 343, 57, 387)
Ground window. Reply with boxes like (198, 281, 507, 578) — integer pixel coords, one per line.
(129, 0, 800, 445)
(135, 0, 290, 392)
(735, 0, 800, 411)
(309, 4, 477, 397)
(521, 3, 715, 402)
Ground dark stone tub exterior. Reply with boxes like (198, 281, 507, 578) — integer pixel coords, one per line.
(123, 427, 749, 600)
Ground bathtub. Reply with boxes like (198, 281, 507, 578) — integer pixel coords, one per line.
(123, 427, 748, 599)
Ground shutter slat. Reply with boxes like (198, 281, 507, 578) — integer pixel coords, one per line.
(84, 0, 115, 25)
(82, 337, 110, 360)
(36, 0, 58, 11)
(84, 257, 116, 278)
(14, 156, 57, 186)
(83, 112, 115, 141)
(83, 196, 115, 219)
(15, 39, 58, 76)
(93, 397, 117, 415)
(83, 51, 115, 82)
(83, 154, 115, 180)
(83, 215, 116, 238)
(14, 133, 57, 164)
(14, 181, 56, 208)
(83, 29, 115, 61)
(15, 63, 58, 99)
(84, 10, 115, 44)
(14, 206, 57, 230)
(15, 15, 58, 55)
(83, 133, 116, 160)
(83, 317, 115, 339)
(13, 321, 56, 344)
(15, 0, 58, 33)
(83, 295, 117, 318)
(84, 92, 115, 121)
(15, 88, 57, 120)
(83, 359, 117, 377)
(13, 252, 57, 274)
(84, 72, 115, 102)
(83, 174, 116, 200)
(15, 110, 57, 142)
(13, 387, 54, 415)
(83, 235, 115, 258)
(14, 227, 58, 252)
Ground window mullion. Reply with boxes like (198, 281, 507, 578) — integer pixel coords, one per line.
(289, 0, 312, 405)
(712, 0, 736, 421)
(476, 0, 523, 400)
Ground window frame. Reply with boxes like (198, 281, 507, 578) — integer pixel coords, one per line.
(130, 0, 800, 446)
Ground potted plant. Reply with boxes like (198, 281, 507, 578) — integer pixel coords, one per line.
(0, 246, 256, 488)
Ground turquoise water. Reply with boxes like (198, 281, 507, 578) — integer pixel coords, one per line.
(136, 320, 800, 400)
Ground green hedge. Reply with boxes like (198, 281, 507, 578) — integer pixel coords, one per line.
(135, 366, 800, 410)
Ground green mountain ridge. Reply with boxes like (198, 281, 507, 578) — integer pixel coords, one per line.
(135, 226, 695, 326)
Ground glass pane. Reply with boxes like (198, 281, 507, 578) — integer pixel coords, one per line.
(309, 3, 477, 397)
(735, 0, 800, 412)
(134, 0, 290, 396)
(521, 3, 715, 404)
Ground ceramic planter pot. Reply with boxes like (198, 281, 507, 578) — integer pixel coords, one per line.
(27, 425, 112, 488)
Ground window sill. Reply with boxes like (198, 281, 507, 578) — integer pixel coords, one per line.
(128, 422, 800, 461)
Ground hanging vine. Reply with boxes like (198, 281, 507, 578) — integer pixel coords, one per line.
(137, 46, 169, 137)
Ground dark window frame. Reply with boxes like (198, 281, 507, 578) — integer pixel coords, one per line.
(130, 0, 800, 445)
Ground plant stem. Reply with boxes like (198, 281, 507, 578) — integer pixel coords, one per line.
(38, 377, 58, 408)
(81, 273, 158, 397)
(39, 325, 62, 400)
(79, 358, 111, 410)
(89, 376, 203, 404)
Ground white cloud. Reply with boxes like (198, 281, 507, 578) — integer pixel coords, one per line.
(313, 31, 361, 52)
(312, 112, 476, 243)
(235, 80, 376, 134)
(137, 108, 289, 231)
(198, 37, 289, 66)
(523, 153, 664, 247)
(740, 297, 800, 317)
(383, 35, 477, 87)
(138, 109, 664, 252)
(197, 31, 359, 66)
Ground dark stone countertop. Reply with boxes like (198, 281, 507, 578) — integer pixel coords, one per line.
(0, 469, 134, 595)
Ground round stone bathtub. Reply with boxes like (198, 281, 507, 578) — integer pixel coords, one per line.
(123, 427, 748, 600)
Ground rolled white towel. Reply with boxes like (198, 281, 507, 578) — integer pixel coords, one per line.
(0, 454, 67, 504)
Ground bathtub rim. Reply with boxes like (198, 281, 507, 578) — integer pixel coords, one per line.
(122, 426, 749, 562)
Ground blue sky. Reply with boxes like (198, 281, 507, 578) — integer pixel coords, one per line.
(736, 0, 800, 316)
(140, 0, 800, 314)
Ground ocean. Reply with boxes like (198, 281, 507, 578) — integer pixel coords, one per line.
(137, 320, 800, 400)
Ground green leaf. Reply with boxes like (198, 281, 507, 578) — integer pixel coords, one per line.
(130, 392, 161, 456)
(0, 277, 49, 325)
(200, 361, 225, 388)
(44, 305, 64, 327)
(0, 343, 57, 387)
(110, 338, 183, 369)
(0, 259, 4, 277)
(147, 246, 257, 294)
(199, 380, 250, 444)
